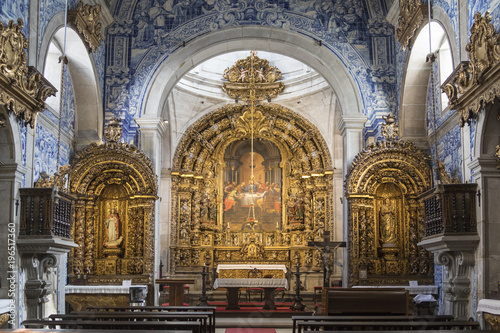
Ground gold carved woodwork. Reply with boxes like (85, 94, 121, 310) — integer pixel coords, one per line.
(0, 313, 8, 326)
(67, 120, 157, 285)
(222, 51, 284, 101)
(345, 139, 433, 286)
(218, 269, 285, 279)
(496, 145, 500, 169)
(66, 294, 129, 312)
(68, 1, 103, 52)
(442, 12, 500, 126)
(170, 102, 334, 273)
(484, 312, 500, 331)
(0, 19, 56, 128)
(396, 0, 428, 50)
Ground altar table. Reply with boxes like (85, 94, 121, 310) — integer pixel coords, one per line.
(65, 285, 148, 311)
(477, 299, 500, 330)
(156, 278, 195, 306)
(214, 278, 288, 310)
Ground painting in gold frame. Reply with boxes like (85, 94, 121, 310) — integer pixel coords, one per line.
(222, 139, 282, 232)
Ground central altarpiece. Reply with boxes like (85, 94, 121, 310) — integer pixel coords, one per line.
(169, 53, 335, 281)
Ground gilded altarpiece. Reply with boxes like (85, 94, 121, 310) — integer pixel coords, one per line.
(170, 104, 334, 277)
(67, 119, 158, 288)
(345, 140, 433, 286)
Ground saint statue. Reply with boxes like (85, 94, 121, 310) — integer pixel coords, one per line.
(379, 198, 397, 245)
(104, 208, 124, 248)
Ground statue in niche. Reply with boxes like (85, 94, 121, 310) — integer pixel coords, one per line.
(287, 195, 305, 223)
(379, 198, 397, 245)
(103, 209, 123, 248)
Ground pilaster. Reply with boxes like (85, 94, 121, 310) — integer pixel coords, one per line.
(337, 115, 367, 286)
(135, 117, 167, 304)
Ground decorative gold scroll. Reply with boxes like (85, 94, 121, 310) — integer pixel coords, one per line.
(68, 1, 103, 52)
(345, 140, 433, 286)
(396, 0, 429, 50)
(0, 19, 56, 128)
(442, 12, 500, 126)
(222, 51, 284, 101)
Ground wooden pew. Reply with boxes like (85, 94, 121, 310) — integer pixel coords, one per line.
(296, 320, 480, 332)
(321, 287, 409, 315)
(48, 312, 210, 333)
(21, 319, 202, 332)
(291, 315, 455, 333)
(85, 305, 216, 333)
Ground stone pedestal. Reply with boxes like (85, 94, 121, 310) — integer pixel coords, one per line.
(17, 237, 77, 325)
(419, 234, 479, 320)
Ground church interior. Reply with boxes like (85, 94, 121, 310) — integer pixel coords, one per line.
(1, 0, 500, 331)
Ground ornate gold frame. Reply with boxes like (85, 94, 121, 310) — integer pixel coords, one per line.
(345, 140, 433, 286)
(0, 19, 56, 127)
(442, 12, 500, 126)
(170, 103, 334, 272)
(67, 119, 158, 285)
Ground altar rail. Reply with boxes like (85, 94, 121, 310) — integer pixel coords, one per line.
(20, 188, 75, 239)
(421, 184, 477, 237)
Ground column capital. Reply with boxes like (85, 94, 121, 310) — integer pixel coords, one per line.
(337, 115, 368, 136)
(135, 117, 168, 135)
(468, 156, 499, 178)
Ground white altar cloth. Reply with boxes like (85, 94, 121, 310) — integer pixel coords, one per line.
(477, 299, 500, 315)
(216, 264, 287, 273)
(0, 299, 10, 314)
(353, 285, 438, 295)
(65, 285, 147, 294)
(213, 278, 288, 290)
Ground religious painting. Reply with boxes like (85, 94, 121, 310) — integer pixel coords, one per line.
(223, 139, 282, 232)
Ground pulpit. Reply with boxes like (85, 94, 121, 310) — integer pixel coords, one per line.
(214, 264, 288, 310)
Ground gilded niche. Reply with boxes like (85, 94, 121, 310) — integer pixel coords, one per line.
(67, 118, 158, 286)
(169, 103, 334, 274)
(345, 135, 433, 286)
(0, 19, 56, 127)
(442, 12, 500, 126)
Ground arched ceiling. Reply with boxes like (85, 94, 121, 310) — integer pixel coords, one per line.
(166, 50, 338, 160)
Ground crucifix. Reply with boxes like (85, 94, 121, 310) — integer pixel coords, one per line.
(308, 231, 346, 288)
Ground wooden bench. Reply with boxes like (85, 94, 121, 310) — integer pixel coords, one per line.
(321, 287, 409, 315)
(21, 319, 202, 332)
(49, 312, 210, 333)
(296, 320, 480, 332)
(85, 305, 216, 333)
(291, 315, 455, 333)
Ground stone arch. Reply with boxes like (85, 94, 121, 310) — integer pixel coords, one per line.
(399, 6, 458, 147)
(142, 26, 362, 120)
(39, 13, 103, 149)
(345, 140, 433, 286)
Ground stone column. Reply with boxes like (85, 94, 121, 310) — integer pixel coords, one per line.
(469, 157, 500, 302)
(136, 117, 167, 305)
(337, 115, 367, 286)
(20, 254, 57, 325)
(419, 235, 479, 320)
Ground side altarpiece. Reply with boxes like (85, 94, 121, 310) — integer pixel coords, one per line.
(65, 119, 158, 287)
(345, 138, 434, 286)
